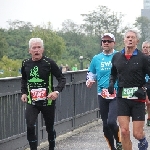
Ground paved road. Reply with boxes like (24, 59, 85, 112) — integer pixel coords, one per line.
(39, 116, 150, 150)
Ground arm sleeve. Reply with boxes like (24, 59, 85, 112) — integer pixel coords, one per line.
(50, 60, 66, 92)
(88, 57, 96, 74)
(86, 72, 96, 80)
(21, 61, 28, 94)
(86, 57, 97, 81)
(109, 55, 117, 85)
(144, 56, 150, 99)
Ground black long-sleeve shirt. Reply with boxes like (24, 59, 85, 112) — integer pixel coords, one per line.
(21, 56, 66, 105)
(110, 48, 150, 97)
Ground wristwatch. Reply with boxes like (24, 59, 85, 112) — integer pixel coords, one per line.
(55, 91, 59, 95)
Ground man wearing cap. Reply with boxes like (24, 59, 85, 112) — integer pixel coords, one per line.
(86, 33, 122, 150)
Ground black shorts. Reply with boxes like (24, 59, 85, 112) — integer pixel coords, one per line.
(117, 98, 145, 121)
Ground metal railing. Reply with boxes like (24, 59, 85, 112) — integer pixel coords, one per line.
(0, 70, 99, 150)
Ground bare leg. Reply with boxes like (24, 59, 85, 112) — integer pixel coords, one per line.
(133, 121, 148, 149)
(146, 98, 150, 126)
(118, 116, 132, 150)
(133, 120, 145, 140)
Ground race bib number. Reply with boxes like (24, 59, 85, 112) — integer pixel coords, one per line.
(31, 88, 47, 101)
(122, 87, 138, 99)
(101, 89, 116, 99)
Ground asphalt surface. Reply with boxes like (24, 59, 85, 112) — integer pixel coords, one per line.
(37, 115, 150, 150)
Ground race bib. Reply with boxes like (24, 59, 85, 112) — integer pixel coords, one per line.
(101, 89, 116, 99)
(31, 88, 47, 101)
(122, 87, 138, 99)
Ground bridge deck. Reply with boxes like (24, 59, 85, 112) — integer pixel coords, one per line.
(37, 115, 150, 150)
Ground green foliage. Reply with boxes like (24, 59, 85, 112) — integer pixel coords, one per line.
(81, 5, 124, 39)
(0, 29, 8, 59)
(79, 5, 126, 52)
(1, 5, 148, 77)
(0, 55, 22, 78)
(31, 23, 66, 61)
(134, 16, 150, 49)
(58, 20, 100, 64)
(6, 20, 33, 59)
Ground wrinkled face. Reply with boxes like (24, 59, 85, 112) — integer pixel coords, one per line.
(29, 42, 44, 61)
(101, 36, 115, 53)
(142, 43, 150, 56)
(124, 31, 139, 49)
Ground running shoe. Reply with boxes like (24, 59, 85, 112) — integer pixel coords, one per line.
(146, 119, 150, 126)
(116, 142, 122, 150)
(138, 140, 148, 150)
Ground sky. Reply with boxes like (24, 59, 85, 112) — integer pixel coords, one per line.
(0, 0, 143, 30)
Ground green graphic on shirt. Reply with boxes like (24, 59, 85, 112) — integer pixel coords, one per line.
(27, 65, 52, 105)
(29, 66, 44, 82)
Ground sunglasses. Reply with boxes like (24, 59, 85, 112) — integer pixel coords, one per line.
(102, 40, 114, 43)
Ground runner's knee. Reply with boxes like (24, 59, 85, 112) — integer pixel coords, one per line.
(133, 131, 143, 140)
(120, 128, 130, 137)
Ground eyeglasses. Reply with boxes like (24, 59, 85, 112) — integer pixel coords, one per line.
(102, 40, 114, 43)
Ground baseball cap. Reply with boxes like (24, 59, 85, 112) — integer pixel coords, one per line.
(102, 33, 115, 41)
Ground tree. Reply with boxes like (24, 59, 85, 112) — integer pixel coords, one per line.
(0, 29, 8, 59)
(58, 20, 83, 59)
(58, 19, 100, 60)
(134, 16, 150, 48)
(0, 55, 22, 77)
(31, 23, 66, 61)
(81, 5, 124, 40)
(6, 20, 33, 59)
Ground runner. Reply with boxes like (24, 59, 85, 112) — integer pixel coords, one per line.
(108, 29, 150, 150)
(142, 41, 150, 126)
(87, 33, 122, 150)
(21, 38, 66, 150)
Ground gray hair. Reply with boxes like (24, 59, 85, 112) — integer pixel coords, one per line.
(29, 38, 44, 49)
(124, 29, 141, 40)
(142, 41, 150, 47)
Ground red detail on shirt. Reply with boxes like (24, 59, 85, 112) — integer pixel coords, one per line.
(134, 99, 146, 103)
(125, 54, 132, 60)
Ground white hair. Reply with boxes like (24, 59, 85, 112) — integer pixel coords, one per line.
(142, 41, 150, 47)
(29, 38, 44, 49)
(124, 29, 141, 40)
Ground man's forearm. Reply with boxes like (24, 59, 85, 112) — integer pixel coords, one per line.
(21, 79, 28, 94)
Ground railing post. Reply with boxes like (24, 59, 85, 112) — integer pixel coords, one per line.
(71, 72, 76, 130)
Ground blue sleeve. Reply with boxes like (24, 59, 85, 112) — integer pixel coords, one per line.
(89, 57, 96, 74)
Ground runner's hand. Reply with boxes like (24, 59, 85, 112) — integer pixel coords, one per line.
(86, 80, 95, 88)
(47, 91, 59, 100)
(21, 94, 27, 102)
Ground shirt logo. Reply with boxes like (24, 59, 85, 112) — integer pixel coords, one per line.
(101, 61, 112, 70)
